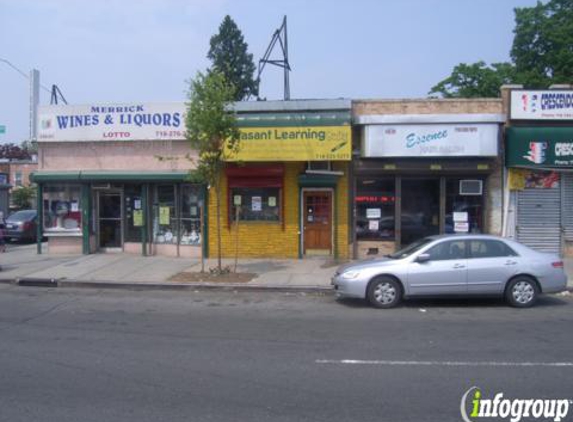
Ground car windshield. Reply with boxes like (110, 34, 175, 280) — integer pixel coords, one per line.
(388, 237, 434, 259)
(7, 210, 36, 222)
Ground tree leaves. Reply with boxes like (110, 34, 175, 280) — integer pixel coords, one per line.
(430, 0, 573, 97)
(207, 15, 258, 101)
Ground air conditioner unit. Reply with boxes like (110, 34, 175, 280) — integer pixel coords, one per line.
(459, 180, 483, 196)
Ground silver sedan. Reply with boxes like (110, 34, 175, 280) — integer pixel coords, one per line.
(333, 235, 567, 308)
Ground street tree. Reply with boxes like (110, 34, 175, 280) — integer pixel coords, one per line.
(429, 0, 573, 97)
(207, 15, 258, 101)
(186, 71, 240, 272)
(0, 143, 32, 160)
(429, 61, 516, 98)
(11, 185, 36, 210)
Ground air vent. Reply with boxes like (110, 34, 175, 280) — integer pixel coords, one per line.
(459, 180, 483, 196)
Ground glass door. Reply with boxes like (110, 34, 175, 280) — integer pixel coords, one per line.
(97, 191, 123, 251)
(400, 179, 440, 246)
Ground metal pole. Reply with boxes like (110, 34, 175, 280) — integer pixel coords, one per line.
(283, 16, 290, 101)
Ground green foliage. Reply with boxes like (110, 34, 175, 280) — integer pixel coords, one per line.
(430, 0, 573, 97)
(186, 70, 240, 186)
(511, 0, 573, 87)
(185, 70, 239, 271)
(208, 15, 258, 101)
(429, 61, 516, 98)
(11, 185, 36, 210)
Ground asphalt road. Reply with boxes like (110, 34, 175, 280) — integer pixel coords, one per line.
(0, 285, 572, 422)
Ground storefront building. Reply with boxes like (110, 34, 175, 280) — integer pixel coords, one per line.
(209, 99, 352, 259)
(352, 99, 505, 258)
(31, 103, 205, 257)
(503, 87, 573, 256)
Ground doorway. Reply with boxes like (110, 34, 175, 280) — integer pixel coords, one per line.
(97, 191, 123, 251)
(400, 179, 440, 246)
(303, 190, 333, 255)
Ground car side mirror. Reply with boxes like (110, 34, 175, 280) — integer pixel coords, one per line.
(415, 253, 430, 263)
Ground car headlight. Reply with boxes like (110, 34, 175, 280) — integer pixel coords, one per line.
(340, 270, 360, 280)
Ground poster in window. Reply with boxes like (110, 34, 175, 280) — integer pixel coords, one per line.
(233, 195, 242, 205)
(134, 199, 142, 210)
(71, 201, 79, 212)
(366, 208, 381, 219)
(368, 220, 379, 231)
(454, 222, 469, 232)
(133, 210, 143, 227)
(159, 206, 170, 225)
(268, 196, 277, 207)
(190, 206, 198, 217)
(252, 196, 262, 211)
(453, 212, 468, 222)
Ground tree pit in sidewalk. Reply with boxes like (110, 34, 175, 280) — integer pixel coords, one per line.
(169, 271, 256, 283)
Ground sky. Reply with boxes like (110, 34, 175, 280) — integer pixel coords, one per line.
(0, 0, 539, 143)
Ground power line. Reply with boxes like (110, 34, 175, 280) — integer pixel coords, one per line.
(0, 57, 53, 94)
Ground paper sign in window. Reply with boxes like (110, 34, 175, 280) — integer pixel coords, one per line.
(159, 207, 170, 225)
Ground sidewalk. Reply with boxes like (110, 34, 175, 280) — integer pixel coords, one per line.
(1, 243, 572, 292)
(0, 244, 337, 292)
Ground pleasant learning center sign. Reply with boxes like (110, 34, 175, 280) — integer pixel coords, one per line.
(225, 126, 352, 161)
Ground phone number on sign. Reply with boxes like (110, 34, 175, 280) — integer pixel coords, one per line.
(156, 130, 186, 138)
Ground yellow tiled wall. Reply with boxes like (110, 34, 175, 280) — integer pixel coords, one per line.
(208, 162, 350, 259)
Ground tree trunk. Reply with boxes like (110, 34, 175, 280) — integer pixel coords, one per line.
(214, 176, 222, 272)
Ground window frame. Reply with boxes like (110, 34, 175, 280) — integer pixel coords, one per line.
(42, 183, 83, 235)
(229, 186, 282, 224)
(425, 239, 467, 261)
(467, 239, 519, 259)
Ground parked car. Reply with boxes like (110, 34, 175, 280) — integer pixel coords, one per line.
(5, 210, 38, 242)
(332, 234, 567, 308)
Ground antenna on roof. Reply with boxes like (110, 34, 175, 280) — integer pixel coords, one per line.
(50, 85, 67, 105)
(256, 15, 291, 101)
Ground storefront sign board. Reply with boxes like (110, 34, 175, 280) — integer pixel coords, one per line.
(37, 103, 187, 142)
(506, 127, 573, 167)
(511, 90, 573, 120)
(225, 126, 351, 161)
(362, 124, 498, 157)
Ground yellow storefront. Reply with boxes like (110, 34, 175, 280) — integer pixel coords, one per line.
(207, 99, 352, 259)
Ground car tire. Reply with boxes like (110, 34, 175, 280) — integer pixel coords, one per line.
(505, 277, 539, 308)
(367, 276, 402, 309)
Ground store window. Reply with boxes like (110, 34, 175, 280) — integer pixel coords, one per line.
(152, 184, 202, 245)
(180, 184, 202, 245)
(153, 185, 176, 244)
(445, 178, 484, 234)
(124, 185, 143, 242)
(230, 187, 281, 222)
(355, 177, 395, 240)
(14, 172, 23, 187)
(43, 184, 82, 233)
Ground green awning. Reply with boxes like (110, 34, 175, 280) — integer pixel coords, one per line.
(31, 170, 202, 183)
(506, 127, 573, 168)
(236, 111, 351, 128)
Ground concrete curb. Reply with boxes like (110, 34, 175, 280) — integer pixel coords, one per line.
(2, 276, 334, 294)
(2, 276, 572, 294)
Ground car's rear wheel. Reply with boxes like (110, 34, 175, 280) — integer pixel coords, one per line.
(505, 277, 539, 308)
(367, 276, 402, 309)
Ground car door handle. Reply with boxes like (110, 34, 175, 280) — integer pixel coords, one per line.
(504, 260, 518, 266)
(453, 263, 466, 269)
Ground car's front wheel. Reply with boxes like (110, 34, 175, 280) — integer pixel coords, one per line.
(367, 276, 402, 309)
(505, 277, 539, 308)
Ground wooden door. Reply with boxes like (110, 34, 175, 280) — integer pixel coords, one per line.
(303, 191, 332, 254)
